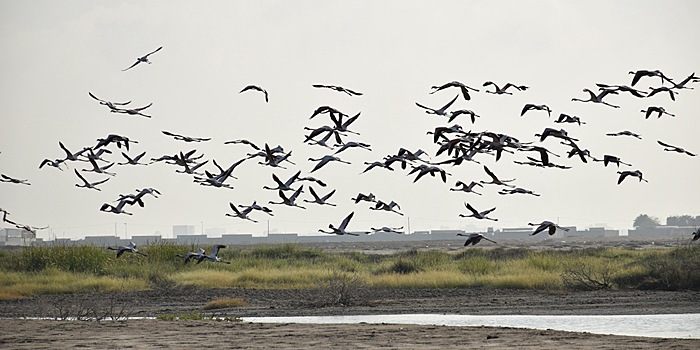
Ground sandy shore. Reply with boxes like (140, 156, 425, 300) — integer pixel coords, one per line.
(1, 287, 699, 349)
(1, 319, 698, 349)
(2, 240, 698, 348)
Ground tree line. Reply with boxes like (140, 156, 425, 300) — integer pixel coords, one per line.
(633, 214, 700, 228)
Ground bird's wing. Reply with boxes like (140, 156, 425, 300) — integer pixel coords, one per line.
(322, 189, 336, 201)
(465, 203, 479, 216)
(134, 103, 153, 111)
(73, 169, 89, 185)
(92, 177, 110, 186)
(122, 61, 140, 71)
(483, 166, 497, 181)
(229, 202, 242, 215)
(88, 92, 105, 103)
(308, 186, 321, 201)
(339, 212, 355, 231)
(439, 95, 460, 111)
(146, 46, 163, 56)
(657, 140, 674, 148)
(290, 186, 304, 201)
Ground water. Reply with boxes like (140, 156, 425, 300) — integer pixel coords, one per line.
(242, 313, 700, 339)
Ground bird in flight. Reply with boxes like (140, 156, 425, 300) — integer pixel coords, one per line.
(606, 131, 642, 139)
(108, 241, 148, 258)
(528, 221, 569, 236)
(312, 84, 363, 96)
(459, 203, 498, 221)
(415, 95, 459, 116)
(457, 233, 497, 246)
(122, 46, 163, 71)
(240, 85, 269, 103)
(657, 141, 696, 156)
(521, 104, 552, 117)
(430, 81, 479, 100)
(161, 130, 211, 143)
(319, 212, 365, 235)
(617, 170, 648, 184)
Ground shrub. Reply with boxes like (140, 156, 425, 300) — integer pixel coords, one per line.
(314, 270, 365, 306)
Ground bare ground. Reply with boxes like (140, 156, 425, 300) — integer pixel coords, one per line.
(1, 287, 699, 349)
(1, 239, 699, 349)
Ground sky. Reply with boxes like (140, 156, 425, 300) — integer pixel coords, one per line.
(1, 1, 699, 240)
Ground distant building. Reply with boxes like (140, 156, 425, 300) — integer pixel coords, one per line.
(0, 228, 36, 246)
(83, 235, 122, 247)
(173, 225, 196, 237)
(130, 235, 165, 245)
(205, 227, 226, 236)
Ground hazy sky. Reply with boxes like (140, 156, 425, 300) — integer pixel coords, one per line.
(1, 1, 698, 240)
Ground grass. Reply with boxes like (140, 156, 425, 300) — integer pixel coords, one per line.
(1, 243, 699, 299)
(203, 297, 249, 310)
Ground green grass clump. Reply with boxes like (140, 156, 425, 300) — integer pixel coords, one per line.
(2, 243, 700, 298)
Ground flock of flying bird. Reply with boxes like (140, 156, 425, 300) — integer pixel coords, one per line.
(2, 46, 699, 252)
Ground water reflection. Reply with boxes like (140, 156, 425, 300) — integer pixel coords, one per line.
(242, 313, 700, 339)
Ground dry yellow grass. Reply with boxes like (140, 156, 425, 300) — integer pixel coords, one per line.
(202, 297, 249, 310)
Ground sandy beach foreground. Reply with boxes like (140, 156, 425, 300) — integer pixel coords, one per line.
(1, 319, 699, 349)
(1, 287, 699, 349)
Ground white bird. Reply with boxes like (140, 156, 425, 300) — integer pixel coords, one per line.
(225, 203, 258, 223)
(240, 85, 269, 102)
(480, 165, 515, 188)
(74, 169, 109, 191)
(197, 244, 230, 264)
(606, 131, 642, 139)
(108, 241, 147, 258)
(657, 141, 696, 156)
(430, 81, 479, 100)
(450, 181, 483, 195)
(415, 95, 459, 116)
(0, 174, 31, 185)
(268, 187, 306, 209)
(308, 155, 351, 173)
(369, 200, 404, 216)
(528, 221, 569, 236)
(178, 248, 206, 264)
(351, 192, 376, 204)
(319, 212, 365, 235)
(571, 89, 620, 108)
(521, 104, 551, 117)
(263, 171, 301, 191)
(459, 203, 497, 221)
(303, 187, 337, 206)
(371, 226, 405, 234)
(99, 199, 137, 215)
(617, 170, 648, 184)
(457, 233, 496, 246)
(641, 106, 675, 119)
(117, 151, 148, 166)
(122, 46, 163, 71)
(483, 81, 527, 95)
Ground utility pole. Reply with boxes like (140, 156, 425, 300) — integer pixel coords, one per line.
(201, 221, 204, 235)
(124, 223, 127, 239)
(267, 220, 270, 236)
(407, 217, 411, 234)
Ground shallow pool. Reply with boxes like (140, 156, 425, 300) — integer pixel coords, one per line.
(242, 313, 700, 339)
